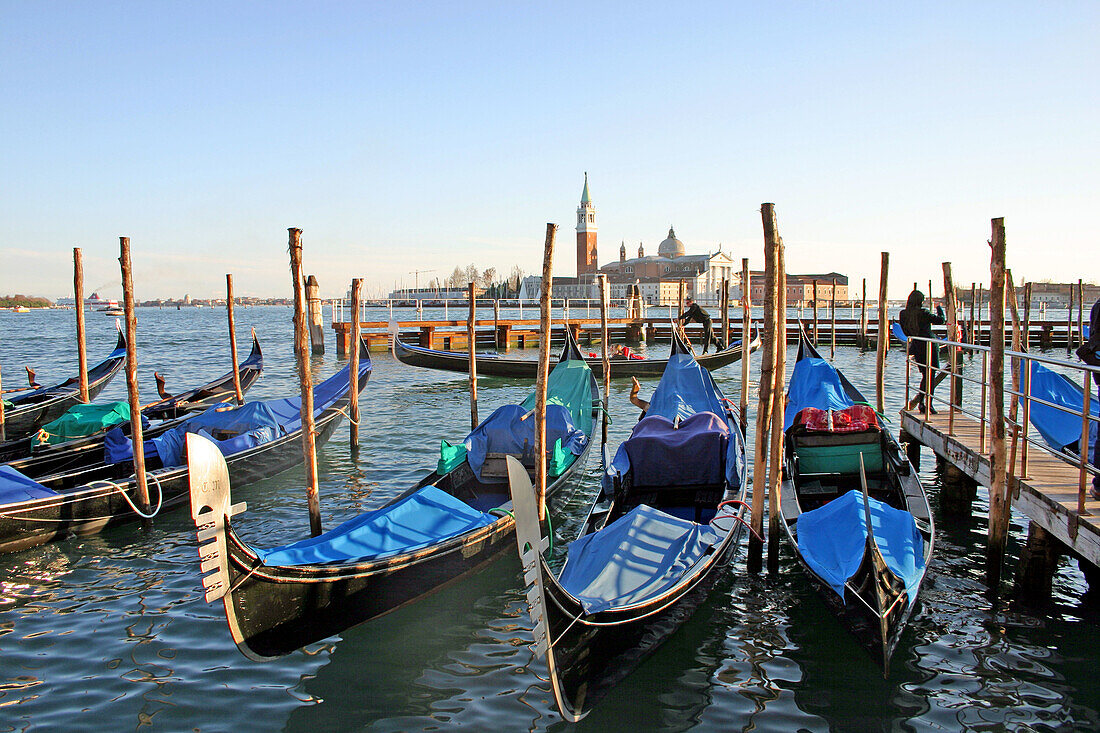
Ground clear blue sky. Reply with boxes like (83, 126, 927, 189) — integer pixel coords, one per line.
(2, 1, 1097, 300)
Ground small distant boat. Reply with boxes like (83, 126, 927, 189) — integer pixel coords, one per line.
(103, 307, 124, 316)
(778, 327, 933, 674)
(392, 323, 760, 379)
(12, 306, 30, 313)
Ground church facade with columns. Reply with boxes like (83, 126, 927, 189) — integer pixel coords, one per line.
(524, 175, 740, 305)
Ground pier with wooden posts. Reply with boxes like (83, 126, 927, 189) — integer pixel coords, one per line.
(895, 223, 1099, 600)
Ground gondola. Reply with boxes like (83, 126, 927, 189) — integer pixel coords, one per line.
(0, 331, 264, 464)
(2, 323, 127, 439)
(508, 329, 749, 721)
(0, 342, 369, 554)
(391, 323, 760, 379)
(185, 329, 599, 661)
(778, 327, 933, 674)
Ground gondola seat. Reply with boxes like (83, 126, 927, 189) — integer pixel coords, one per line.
(255, 486, 496, 566)
(556, 504, 720, 613)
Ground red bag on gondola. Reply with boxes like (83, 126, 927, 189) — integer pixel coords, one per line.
(794, 405, 879, 433)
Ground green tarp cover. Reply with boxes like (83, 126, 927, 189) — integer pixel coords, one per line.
(520, 359, 594, 435)
(437, 357, 593, 476)
(38, 401, 130, 445)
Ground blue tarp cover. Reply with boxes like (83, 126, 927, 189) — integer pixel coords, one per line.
(646, 354, 726, 423)
(557, 504, 719, 613)
(1023, 361, 1099, 452)
(104, 361, 365, 466)
(622, 412, 728, 487)
(797, 489, 925, 601)
(785, 356, 856, 430)
(464, 404, 587, 481)
(0, 465, 59, 505)
(613, 352, 744, 488)
(255, 486, 495, 566)
(891, 322, 908, 343)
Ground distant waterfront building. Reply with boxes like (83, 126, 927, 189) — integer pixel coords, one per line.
(520, 175, 741, 305)
(745, 271, 850, 304)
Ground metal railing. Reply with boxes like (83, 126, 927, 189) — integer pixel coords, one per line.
(906, 335, 1098, 513)
(328, 297, 645, 326)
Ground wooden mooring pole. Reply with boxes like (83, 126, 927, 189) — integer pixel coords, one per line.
(812, 279, 818, 345)
(74, 247, 89, 402)
(860, 277, 867, 350)
(1078, 279, 1085, 350)
(467, 282, 479, 430)
(598, 274, 610, 445)
(1067, 285, 1074, 354)
(349, 277, 362, 449)
(289, 229, 323, 537)
(1006, 270, 1023, 497)
(225, 274, 244, 405)
(987, 217, 1009, 588)
(723, 278, 731, 348)
(740, 258, 750, 429)
(305, 275, 324, 355)
(119, 237, 151, 515)
(534, 223, 557, 521)
(969, 283, 977, 344)
(768, 236, 787, 574)
(749, 203, 780, 573)
(876, 253, 889, 414)
(830, 277, 837, 359)
(942, 263, 962, 415)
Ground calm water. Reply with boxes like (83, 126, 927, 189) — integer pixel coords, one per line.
(1, 306, 1098, 732)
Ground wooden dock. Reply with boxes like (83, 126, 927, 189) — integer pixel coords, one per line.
(331, 314, 1088, 355)
(900, 408, 1100, 570)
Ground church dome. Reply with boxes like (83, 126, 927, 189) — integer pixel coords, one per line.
(658, 227, 685, 258)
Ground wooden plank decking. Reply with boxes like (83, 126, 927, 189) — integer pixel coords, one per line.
(900, 408, 1100, 568)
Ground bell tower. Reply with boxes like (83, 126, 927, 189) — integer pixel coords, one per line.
(576, 172, 597, 279)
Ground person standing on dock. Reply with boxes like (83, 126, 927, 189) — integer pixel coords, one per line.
(677, 296, 722, 354)
(1075, 295, 1100, 498)
(900, 289, 946, 413)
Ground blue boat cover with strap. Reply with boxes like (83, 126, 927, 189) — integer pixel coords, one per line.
(785, 356, 856, 430)
(1023, 360, 1099, 452)
(0, 465, 60, 505)
(612, 352, 744, 488)
(103, 360, 366, 467)
(797, 489, 925, 601)
(622, 413, 728, 488)
(464, 403, 587, 481)
(255, 485, 496, 566)
(557, 504, 720, 613)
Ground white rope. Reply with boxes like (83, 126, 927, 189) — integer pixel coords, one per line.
(90, 472, 164, 520)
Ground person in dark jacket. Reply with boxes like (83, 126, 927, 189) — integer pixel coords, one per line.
(1075, 296, 1100, 497)
(900, 289, 946, 413)
(677, 297, 722, 353)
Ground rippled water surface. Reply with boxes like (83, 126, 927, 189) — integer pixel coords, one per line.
(1, 306, 1098, 732)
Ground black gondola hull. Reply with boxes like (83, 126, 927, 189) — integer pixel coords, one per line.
(3, 328, 127, 438)
(392, 331, 759, 379)
(539, 535, 738, 717)
(0, 392, 354, 555)
(0, 334, 264, 464)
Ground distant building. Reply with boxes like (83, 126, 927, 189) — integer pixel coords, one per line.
(747, 271, 850, 304)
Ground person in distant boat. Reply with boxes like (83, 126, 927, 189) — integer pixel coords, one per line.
(1075, 295, 1100, 498)
(900, 289, 946, 413)
(677, 297, 722, 354)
